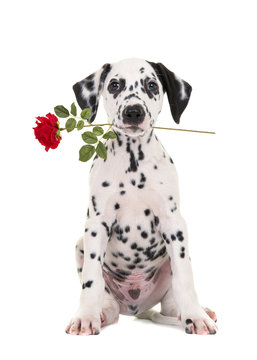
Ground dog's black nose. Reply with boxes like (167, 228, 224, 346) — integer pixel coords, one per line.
(122, 105, 145, 124)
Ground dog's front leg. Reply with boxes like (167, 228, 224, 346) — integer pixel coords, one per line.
(67, 215, 114, 336)
(161, 213, 218, 335)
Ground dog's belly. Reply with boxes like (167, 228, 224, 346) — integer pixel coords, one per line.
(103, 256, 171, 315)
(102, 203, 172, 315)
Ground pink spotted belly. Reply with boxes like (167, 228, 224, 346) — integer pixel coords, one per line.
(103, 258, 171, 315)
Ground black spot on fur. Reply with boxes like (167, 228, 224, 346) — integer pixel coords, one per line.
(127, 264, 136, 270)
(114, 203, 120, 210)
(140, 173, 146, 182)
(85, 80, 94, 91)
(92, 196, 97, 212)
(150, 221, 155, 234)
(116, 133, 123, 147)
(103, 263, 127, 281)
(128, 288, 141, 299)
(101, 221, 110, 237)
(150, 237, 155, 245)
(144, 209, 151, 216)
(128, 150, 138, 172)
(91, 232, 97, 237)
(105, 286, 110, 294)
(131, 243, 137, 250)
(125, 225, 130, 232)
(119, 182, 124, 187)
(82, 280, 93, 289)
(138, 145, 144, 160)
(116, 269, 131, 276)
(89, 95, 96, 106)
(134, 257, 142, 264)
(154, 216, 159, 226)
(114, 225, 123, 234)
(90, 253, 96, 259)
(180, 252, 185, 258)
(102, 181, 110, 187)
(145, 268, 157, 281)
(177, 231, 184, 241)
(147, 129, 153, 144)
(141, 231, 148, 239)
(128, 305, 138, 314)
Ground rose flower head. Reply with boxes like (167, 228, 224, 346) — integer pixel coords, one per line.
(33, 113, 62, 152)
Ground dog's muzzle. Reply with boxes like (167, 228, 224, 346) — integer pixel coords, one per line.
(122, 104, 145, 126)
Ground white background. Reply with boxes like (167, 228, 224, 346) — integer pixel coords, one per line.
(1, 0, 256, 359)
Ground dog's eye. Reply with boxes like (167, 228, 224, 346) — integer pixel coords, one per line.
(108, 81, 120, 93)
(147, 81, 158, 91)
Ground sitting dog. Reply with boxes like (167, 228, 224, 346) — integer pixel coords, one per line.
(65, 58, 217, 336)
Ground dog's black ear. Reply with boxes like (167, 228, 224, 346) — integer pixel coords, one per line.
(148, 62, 192, 124)
(73, 63, 111, 123)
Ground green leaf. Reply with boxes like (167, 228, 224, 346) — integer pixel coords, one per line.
(92, 126, 104, 136)
(77, 120, 84, 131)
(65, 118, 76, 132)
(81, 108, 92, 120)
(54, 105, 69, 118)
(96, 141, 107, 159)
(79, 145, 95, 162)
(71, 102, 77, 116)
(103, 131, 117, 139)
(81, 131, 98, 144)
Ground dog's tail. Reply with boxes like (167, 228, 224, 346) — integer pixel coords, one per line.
(136, 309, 181, 326)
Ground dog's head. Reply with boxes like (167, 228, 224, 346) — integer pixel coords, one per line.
(73, 58, 192, 136)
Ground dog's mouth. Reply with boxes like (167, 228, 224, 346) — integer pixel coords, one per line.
(124, 125, 143, 133)
(112, 124, 146, 137)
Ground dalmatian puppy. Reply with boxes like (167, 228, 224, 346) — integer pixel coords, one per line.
(65, 58, 217, 336)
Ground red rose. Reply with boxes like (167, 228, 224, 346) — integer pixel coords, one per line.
(33, 113, 61, 152)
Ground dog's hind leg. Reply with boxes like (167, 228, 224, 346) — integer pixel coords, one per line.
(101, 288, 120, 328)
(136, 309, 181, 326)
(136, 286, 217, 328)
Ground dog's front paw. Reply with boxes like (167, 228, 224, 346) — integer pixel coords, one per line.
(182, 308, 218, 335)
(65, 309, 103, 336)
